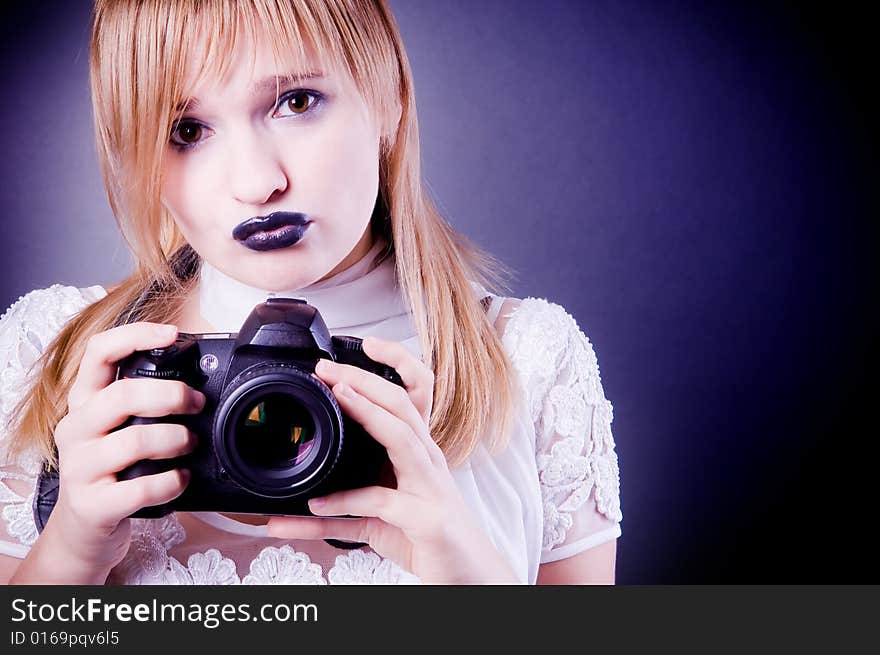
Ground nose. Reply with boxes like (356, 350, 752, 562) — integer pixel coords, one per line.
(226, 129, 289, 205)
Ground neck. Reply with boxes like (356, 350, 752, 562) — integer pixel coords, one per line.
(187, 235, 391, 334)
(314, 229, 375, 284)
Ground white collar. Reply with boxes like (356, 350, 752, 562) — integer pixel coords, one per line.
(198, 239, 422, 356)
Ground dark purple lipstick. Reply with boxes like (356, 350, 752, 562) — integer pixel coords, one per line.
(232, 211, 312, 252)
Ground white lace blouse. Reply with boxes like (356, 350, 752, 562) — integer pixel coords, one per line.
(0, 261, 622, 584)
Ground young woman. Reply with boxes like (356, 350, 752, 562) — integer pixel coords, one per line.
(0, 0, 621, 585)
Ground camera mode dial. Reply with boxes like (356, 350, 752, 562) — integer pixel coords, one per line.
(333, 335, 364, 352)
(134, 367, 182, 380)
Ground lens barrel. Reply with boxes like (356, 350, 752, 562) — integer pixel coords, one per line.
(213, 363, 343, 497)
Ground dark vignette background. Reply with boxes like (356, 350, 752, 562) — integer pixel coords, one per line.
(0, 1, 876, 584)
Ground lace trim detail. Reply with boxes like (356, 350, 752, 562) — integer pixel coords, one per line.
(0, 469, 37, 546)
(165, 549, 242, 585)
(0, 284, 98, 472)
(111, 515, 234, 585)
(111, 532, 173, 585)
(328, 549, 421, 585)
(131, 515, 186, 550)
(242, 545, 325, 585)
(111, 516, 422, 585)
(0, 285, 101, 555)
(501, 297, 622, 552)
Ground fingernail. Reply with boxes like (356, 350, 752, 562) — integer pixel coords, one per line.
(315, 359, 330, 374)
(309, 497, 326, 509)
(192, 391, 206, 411)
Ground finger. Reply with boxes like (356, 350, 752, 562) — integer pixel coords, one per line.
(66, 378, 205, 444)
(266, 515, 372, 543)
(331, 382, 433, 478)
(100, 468, 190, 520)
(314, 353, 443, 465)
(69, 322, 179, 411)
(314, 358, 427, 442)
(75, 423, 196, 482)
(307, 485, 411, 526)
(362, 336, 435, 423)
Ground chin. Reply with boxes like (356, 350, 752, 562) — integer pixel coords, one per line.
(245, 269, 320, 292)
(239, 258, 329, 292)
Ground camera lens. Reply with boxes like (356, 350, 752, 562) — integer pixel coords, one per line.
(214, 363, 343, 497)
(234, 392, 317, 470)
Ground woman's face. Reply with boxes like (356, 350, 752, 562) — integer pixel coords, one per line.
(161, 34, 382, 291)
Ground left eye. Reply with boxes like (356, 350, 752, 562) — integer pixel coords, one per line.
(275, 90, 322, 117)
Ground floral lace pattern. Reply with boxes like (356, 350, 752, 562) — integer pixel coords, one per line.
(108, 515, 420, 585)
(166, 549, 242, 585)
(502, 297, 623, 552)
(0, 470, 37, 546)
(241, 545, 326, 585)
(328, 549, 421, 585)
(0, 284, 100, 474)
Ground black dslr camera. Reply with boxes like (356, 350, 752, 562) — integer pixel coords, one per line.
(115, 297, 400, 519)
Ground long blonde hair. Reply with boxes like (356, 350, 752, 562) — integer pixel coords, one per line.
(9, 0, 519, 469)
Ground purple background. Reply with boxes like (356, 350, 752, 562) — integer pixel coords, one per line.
(1, 1, 876, 583)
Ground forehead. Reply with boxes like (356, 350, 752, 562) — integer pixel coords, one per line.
(180, 27, 333, 93)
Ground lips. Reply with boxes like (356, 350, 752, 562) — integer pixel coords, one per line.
(232, 211, 312, 252)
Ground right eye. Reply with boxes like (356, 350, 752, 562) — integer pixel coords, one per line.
(170, 120, 209, 151)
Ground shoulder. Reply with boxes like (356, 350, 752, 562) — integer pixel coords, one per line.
(493, 297, 623, 541)
(0, 284, 106, 467)
(491, 296, 585, 343)
(1, 283, 107, 355)
(1, 283, 109, 362)
(2, 283, 107, 324)
(1, 283, 108, 411)
(488, 294, 613, 446)
(488, 296, 605, 398)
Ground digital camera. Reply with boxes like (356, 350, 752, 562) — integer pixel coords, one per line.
(115, 297, 400, 519)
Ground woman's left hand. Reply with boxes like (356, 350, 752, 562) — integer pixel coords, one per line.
(266, 335, 519, 584)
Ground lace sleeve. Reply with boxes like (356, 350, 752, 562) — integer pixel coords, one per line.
(0, 284, 103, 558)
(499, 297, 623, 564)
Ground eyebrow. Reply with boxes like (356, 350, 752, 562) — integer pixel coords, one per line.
(174, 71, 325, 112)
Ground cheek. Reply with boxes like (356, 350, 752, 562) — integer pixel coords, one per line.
(305, 122, 380, 214)
(161, 158, 189, 217)
(161, 157, 214, 230)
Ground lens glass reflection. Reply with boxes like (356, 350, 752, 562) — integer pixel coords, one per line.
(234, 392, 317, 470)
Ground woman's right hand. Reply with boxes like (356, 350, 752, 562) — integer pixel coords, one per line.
(41, 321, 205, 582)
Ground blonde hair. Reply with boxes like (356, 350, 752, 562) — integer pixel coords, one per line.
(9, 0, 519, 469)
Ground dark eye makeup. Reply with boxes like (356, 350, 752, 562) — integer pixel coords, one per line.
(169, 89, 325, 152)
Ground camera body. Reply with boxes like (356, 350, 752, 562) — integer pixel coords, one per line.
(116, 297, 400, 518)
